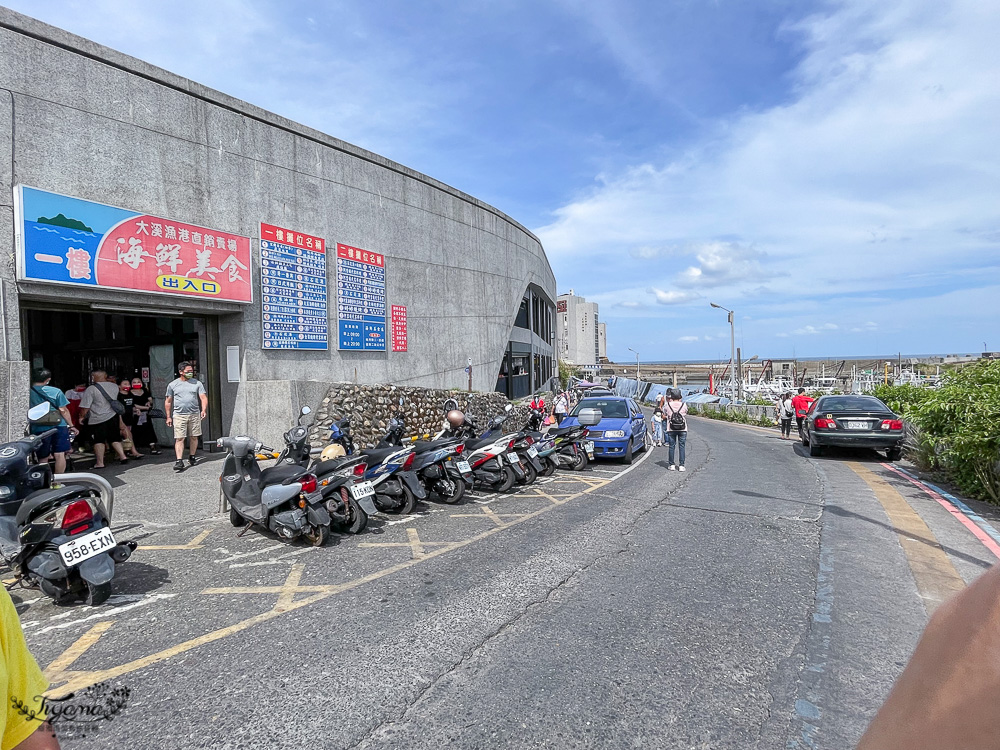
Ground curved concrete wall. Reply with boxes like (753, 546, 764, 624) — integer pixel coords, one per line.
(0, 8, 555, 442)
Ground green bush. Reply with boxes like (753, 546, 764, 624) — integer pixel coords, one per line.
(867, 361, 1000, 502)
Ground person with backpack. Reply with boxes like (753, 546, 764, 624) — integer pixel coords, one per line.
(664, 388, 689, 471)
(28, 368, 77, 474)
(77, 369, 129, 469)
(778, 391, 795, 439)
(652, 393, 666, 446)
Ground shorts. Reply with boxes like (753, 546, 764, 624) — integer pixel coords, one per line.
(32, 426, 72, 457)
(172, 412, 203, 439)
(89, 418, 123, 445)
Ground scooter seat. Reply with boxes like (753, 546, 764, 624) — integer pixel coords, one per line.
(412, 438, 458, 452)
(259, 464, 310, 486)
(549, 425, 578, 437)
(362, 446, 402, 464)
(313, 455, 364, 478)
(15, 486, 90, 527)
(465, 436, 500, 452)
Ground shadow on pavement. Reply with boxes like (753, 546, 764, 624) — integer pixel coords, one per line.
(732, 489, 821, 508)
(791, 442, 889, 463)
(111, 560, 172, 596)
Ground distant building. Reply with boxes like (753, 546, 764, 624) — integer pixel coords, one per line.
(598, 322, 608, 362)
(557, 290, 600, 372)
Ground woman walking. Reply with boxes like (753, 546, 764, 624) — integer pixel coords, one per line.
(778, 391, 795, 439)
(663, 388, 689, 471)
(653, 393, 666, 446)
(129, 378, 161, 454)
(117, 379, 145, 459)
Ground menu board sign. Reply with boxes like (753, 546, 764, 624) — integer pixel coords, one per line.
(259, 223, 328, 350)
(336, 244, 386, 350)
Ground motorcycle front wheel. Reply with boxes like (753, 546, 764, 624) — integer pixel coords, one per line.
(540, 458, 556, 477)
(229, 506, 248, 527)
(382, 484, 417, 515)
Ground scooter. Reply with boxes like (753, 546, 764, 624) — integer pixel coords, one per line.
(0, 403, 136, 605)
(439, 407, 527, 493)
(538, 406, 602, 472)
(218, 421, 330, 546)
(377, 413, 472, 504)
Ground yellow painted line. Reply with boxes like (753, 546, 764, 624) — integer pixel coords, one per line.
(44, 621, 115, 682)
(43, 471, 617, 697)
(450, 506, 527, 527)
(848, 463, 966, 613)
(141, 528, 213, 550)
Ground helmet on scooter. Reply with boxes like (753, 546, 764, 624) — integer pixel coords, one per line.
(321, 443, 347, 461)
(446, 409, 465, 429)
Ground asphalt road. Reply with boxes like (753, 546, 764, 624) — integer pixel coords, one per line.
(13, 417, 1000, 749)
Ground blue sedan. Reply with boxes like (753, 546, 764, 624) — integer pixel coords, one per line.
(559, 396, 648, 464)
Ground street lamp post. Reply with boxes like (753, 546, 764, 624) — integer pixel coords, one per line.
(627, 347, 640, 382)
(710, 303, 738, 398)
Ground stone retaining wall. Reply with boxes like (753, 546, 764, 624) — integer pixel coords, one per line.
(309, 383, 547, 449)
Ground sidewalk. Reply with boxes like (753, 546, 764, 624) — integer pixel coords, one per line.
(63, 448, 226, 528)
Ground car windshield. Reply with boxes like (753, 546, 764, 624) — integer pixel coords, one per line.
(818, 396, 888, 412)
(571, 399, 628, 418)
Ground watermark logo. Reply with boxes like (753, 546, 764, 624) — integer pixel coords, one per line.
(12, 682, 130, 740)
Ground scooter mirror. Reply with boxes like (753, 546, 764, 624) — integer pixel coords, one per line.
(27, 403, 52, 422)
(301, 406, 312, 415)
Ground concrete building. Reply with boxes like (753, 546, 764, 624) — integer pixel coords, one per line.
(556, 291, 599, 373)
(0, 8, 555, 444)
(598, 322, 608, 362)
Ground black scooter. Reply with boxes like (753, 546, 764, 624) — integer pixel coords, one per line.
(0, 403, 136, 605)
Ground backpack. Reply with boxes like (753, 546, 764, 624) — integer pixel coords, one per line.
(666, 403, 686, 431)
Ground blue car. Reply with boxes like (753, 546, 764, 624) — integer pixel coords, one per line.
(559, 396, 648, 464)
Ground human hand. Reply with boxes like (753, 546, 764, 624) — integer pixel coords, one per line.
(200, 410, 206, 420)
(166, 416, 172, 427)
(857, 564, 1000, 750)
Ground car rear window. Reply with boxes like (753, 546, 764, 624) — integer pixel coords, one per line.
(571, 399, 628, 418)
(818, 396, 888, 411)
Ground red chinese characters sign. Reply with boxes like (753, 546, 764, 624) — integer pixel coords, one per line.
(391, 305, 408, 352)
(336, 244, 384, 266)
(261, 224, 325, 253)
(16, 187, 253, 304)
(94, 217, 252, 303)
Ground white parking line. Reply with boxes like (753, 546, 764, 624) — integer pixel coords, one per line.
(25, 593, 178, 635)
(212, 543, 286, 564)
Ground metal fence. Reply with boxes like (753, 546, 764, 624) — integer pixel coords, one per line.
(690, 402, 778, 423)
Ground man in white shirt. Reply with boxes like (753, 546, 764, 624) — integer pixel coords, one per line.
(77, 370, 128, 469)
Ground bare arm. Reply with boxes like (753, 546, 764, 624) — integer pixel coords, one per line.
(164, 396, 173, 426)
(199, 393, 208, 420)
(14, 723, 61, 749)
(57, 407, 74, 429)
(857, 564, 1000, 750)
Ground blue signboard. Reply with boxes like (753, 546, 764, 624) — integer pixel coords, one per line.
(260, 223, 329, 350)
(336, 244, 386, 351)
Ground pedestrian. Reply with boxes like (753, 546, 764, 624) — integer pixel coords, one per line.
(553, 391, 569, 425)
(778, 391, 795, 439)
(77, 369, 129, 469)
(165, 361, 208, 472)
(129, 378, 160, 454)
(664, 388, 689, 471)
(653, 393, 666, 446)
(791, 387, 816, 438)
(28, 368, 77, 474)
(116, 379, 144, 459)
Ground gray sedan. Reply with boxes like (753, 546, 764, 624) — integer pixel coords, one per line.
(801, 394, 905, 460)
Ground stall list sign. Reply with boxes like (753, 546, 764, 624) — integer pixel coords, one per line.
(260, 223, 328, 350)
(391, 305, 408, 352)
(336, 243, 386, 351)
(14, 186, 252, 303)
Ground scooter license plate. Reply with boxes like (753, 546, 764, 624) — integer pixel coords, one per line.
(507, 452, 521, 464)
(527, 446, 538, 458)
(456, 460, 471, 474)
(350, 481, 375, 500)
(57, 527, 116, 567)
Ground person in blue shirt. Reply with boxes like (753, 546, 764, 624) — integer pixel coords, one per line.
(28, 369, 77, 475)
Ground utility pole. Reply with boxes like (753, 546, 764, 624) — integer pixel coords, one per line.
(628, 348, 640, 382)
(467, 357, 472, 393)
(710, 303, 736, 395)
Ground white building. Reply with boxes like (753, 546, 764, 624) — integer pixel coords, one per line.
(598, 322, 607, 362)
(557, 290, 599, 371)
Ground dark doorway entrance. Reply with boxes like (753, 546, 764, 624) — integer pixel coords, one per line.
(21, 308, 202, 389)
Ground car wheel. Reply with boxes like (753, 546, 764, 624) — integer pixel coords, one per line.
(886, 447, 903, 462)
(636, 429, 647, 453)
(622, 439, 634, 465)
(809, 442, 823, 457)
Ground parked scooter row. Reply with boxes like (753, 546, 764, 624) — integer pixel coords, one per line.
(215, 399, 604, 548)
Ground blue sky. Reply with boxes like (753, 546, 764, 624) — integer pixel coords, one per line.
(7, 0, 999, 362)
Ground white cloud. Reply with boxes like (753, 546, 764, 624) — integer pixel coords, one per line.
(535, 0, 1000, 313)
(676, 242, 767, 288)
(790, 323, 839, 335)
(851, 321, 879, 332)
(678, 335, 699, 342)
(649, 288, 701, 305)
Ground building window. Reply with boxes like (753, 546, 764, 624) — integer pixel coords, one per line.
(514, 296, 529, 330)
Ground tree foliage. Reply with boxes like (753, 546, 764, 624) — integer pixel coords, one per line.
(868, 360, 1000, 502)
